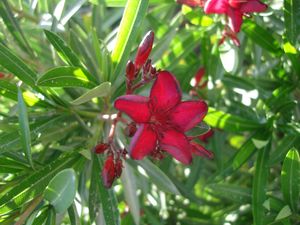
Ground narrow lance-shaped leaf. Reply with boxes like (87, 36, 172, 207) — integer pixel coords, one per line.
(252, 140, 271, 225)
(136, 159, 180, 195)
(37, 66, 97, 88)
(242, 20, 281, 54)
(204, 107, 265, 132)
(284, 0, 300, 45)
(0, 43, 37, 87)
(44, 30, 82, 67)
(18, 87, 34, 169)
(71, 82, 111, 105)
(281, 148, 300, 212)
(0, 0, 34, 56)
(111, 0, 149, 84)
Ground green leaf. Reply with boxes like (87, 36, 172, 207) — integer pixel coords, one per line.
(269, 135, 299, 165)
(37, 66, 97, 88)
(252, 140, 271, 225)
(136, 159, 180, 195)
(71, 82, 111, 105)
(121, 162, 140, 225)
(93, 155, 120, 225)
(242, 20, 281, 54)
(284, 0, 300, 45)
(44, 169, 77, 213)
(0, 43, 37, 86)
(18, 87, 34, 169)
(111, 0, 149, 84)
(0, 153, 82, 215)
(44, 30, 82, 67)
(68, 204, 80, 225)
(275, 205, 292, 221)
(206, 184, 251, 203)
(0, 80, 17, 101)
(204, 108, 264, 132)
(281, 148, 300, 212)
(0, 0, 34, 55)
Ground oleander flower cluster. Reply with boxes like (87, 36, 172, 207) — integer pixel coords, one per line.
(177, 0, 268, 46)
(95, 31, 213, 188)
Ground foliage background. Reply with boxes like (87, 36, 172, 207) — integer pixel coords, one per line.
(0, 0, 299, 224)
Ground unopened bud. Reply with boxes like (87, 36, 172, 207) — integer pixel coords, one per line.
(135, 31, 154, 70)
(114, 159, 123, 178)
(126, 60, 136, 81)
(193, 67, 205, 87)
(102, 155, 115, 188)
(125, 122, 137, 137)
(94, 143, 109, 154)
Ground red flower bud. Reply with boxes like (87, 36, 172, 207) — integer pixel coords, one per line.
(125, 122, 137, 137)
(193, 67, 205, 87)
(0, 72, 5, 79)
(114, 159, 123, 178)
(135, 31, 154, 70)
(126, 60, 136, 81)
(102, 155, 115, 188)
(94, 143, 109, 154)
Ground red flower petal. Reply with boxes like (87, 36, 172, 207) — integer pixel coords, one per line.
(129, 124, 157, 160)
(150, 71, 181, 112)
(241, 0, 267, 13)
(170, 100, 208, 132)
(227, 7, 243, 33)
(160, 129, 192, 164)
(177, 0, 203, 7)
(191, 142, 214, 159)
(114, 95, 151, 123)
(204, 0, 228, 14)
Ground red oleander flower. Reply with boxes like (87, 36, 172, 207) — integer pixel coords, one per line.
(204, 0, 267, 33)
(114, 71, 212, 164)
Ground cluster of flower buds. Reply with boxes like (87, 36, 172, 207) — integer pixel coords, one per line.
(125, 31, 157, 93)
(94, 143, 127, 188)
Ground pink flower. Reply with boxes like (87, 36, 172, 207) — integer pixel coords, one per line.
(204, 0, 267, 33)
(114, 71, 212, 164)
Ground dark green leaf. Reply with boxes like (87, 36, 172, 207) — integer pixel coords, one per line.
(281, 148, 300, 212)
(252, 140, 271, 225)
(44, 30, 82, 67)
(243, 20, 281, 54)
(284, 0, 300, 45)
(0, 43, 37, 86)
